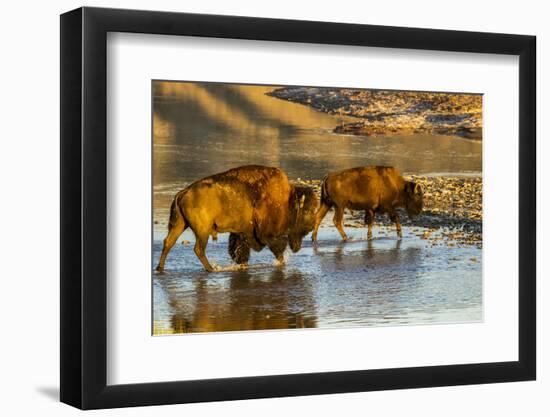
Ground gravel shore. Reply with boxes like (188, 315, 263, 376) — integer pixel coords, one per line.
(294, 176, 482, 248)
(268, 88, 482, 139)
(154, 176, 483, 248)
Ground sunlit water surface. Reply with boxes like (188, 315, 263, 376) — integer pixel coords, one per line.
(152, 82, 482, 334)
(153, 229, 481, 334)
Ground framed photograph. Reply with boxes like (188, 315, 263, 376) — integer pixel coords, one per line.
(60, 6, 536, 409)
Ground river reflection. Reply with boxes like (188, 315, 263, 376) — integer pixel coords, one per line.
(152, 81, 483, 334)
(153, 81, 482, 222)
(153, 229, 482, 334)
(153, 82, 482, 178)
(156, 268, 317, 334)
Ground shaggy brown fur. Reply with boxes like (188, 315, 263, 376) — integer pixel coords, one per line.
(156, 165, 318, 272)
(227, 184, 319, 265)
(215, 165, 293, 242)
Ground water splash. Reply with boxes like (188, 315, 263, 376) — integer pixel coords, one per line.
(272, 251, 290, 267)
(212, 262, 278, 272)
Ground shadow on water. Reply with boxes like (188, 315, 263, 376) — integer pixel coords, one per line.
(157, 268, 317, 334)
(316, 237, 403, 262)
(151, 82, 483, 334)
(152, 229, 483, 334)
(312, 237, 420, 273)
(152, 82, 482, 197)
(306, 237, 432, 324)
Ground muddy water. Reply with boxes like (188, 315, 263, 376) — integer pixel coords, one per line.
(152, 82, 482, 334)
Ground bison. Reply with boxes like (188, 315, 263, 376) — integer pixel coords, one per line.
(311, 166, 423, 243)
(156, 165, 318, 272)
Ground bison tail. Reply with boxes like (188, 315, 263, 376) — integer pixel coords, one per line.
(320, 175, 333, 207)
(168, 191, 187, 232)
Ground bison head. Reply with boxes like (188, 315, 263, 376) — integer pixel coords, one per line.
(288, 185, 319, 252)
(404, 181, 424, 217)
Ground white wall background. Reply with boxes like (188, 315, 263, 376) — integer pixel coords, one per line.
(0, 0, 545, 415)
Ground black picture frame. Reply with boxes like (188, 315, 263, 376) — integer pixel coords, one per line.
(60, 6, 536, 410)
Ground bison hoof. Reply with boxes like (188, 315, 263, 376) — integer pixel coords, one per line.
(155, 265, 165, 273)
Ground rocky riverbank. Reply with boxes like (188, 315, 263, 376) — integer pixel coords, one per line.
(294, 175, 482, 248)
(155, 176, 482, 248)
(268, 88, 482, 139)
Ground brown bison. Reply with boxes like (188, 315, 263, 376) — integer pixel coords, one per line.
(311, 166, 423, 242)
(156, 165, 318, 272)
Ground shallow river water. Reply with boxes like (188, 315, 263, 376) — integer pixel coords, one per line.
(152, 82, 482, 334)
(153, 228, 481, 334)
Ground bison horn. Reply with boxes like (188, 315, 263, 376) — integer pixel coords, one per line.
(414, 183, 422, 194)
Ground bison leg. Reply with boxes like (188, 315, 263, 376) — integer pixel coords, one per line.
(312, 202, 331, 242)
(365, 209, 374, 240)
(333, 206, 348, 241)
(389, 211, 402, 238)
(194, 233, 214, 272)
(267, 237, 288, 263)
(156, 217, 187, 273)
(228, 233, 251, 265)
